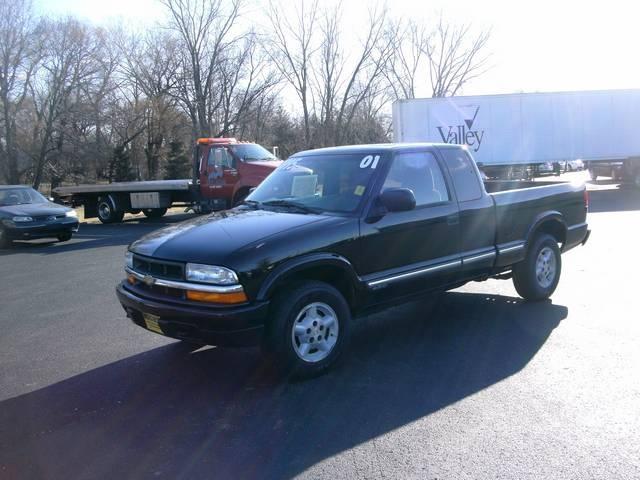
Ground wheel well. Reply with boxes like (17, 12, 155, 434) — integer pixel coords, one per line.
(271, 265, 356, 309)
(534, 219, 566, 247)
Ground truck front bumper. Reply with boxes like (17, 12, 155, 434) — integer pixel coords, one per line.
(116, 282, 269, 347)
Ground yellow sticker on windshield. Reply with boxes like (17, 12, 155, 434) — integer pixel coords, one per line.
(354, 185, 365, 196)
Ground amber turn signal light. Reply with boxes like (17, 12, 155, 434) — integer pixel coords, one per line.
(186, 290, 248, 304)
(127, 274, 137, 285)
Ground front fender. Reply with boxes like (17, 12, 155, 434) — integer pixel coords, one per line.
(256, 252, 363, 301)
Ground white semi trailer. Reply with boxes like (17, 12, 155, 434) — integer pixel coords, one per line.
(392, 89, 640, 185)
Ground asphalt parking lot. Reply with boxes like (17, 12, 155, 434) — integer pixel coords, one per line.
(1, 173, 639, 480)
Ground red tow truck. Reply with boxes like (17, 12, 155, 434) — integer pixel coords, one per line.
(54, 138, 281, 223)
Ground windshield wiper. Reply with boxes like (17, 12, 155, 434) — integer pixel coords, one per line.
(241, 199, 261, 209)
(261, 199, 321, 214)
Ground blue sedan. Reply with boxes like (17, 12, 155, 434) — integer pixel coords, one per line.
(0, 185, 79, 248)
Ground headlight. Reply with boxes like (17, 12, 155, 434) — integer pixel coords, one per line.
(12, 216, 33, 222)
(65, 209, 78, 218)
(186, 263, 238, 285)
(125, 251, 133, 269)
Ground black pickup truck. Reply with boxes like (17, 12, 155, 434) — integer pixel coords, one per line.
(117, 143, 590, 377)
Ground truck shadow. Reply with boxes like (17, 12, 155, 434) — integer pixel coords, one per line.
(0, 292, 567, 479)
(588, 185, 640, 213)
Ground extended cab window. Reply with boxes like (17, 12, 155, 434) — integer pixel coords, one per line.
(383, 152, 449, 206)
(440, 148, 483, 201)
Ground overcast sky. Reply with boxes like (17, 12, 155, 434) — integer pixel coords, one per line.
(34, 0, 640, 98)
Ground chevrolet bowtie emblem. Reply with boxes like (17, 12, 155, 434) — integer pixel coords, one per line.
(142, 275, 156, 286)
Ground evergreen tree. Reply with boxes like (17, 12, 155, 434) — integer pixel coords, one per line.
(108, 146, 134, 182)
(164, 141, 191, 179)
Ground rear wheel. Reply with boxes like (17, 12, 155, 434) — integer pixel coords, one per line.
(97, 198, 124, 224)
(263, 280, 350, 379)
(142, 208, 167, 219)
(513, 234, 562, 301)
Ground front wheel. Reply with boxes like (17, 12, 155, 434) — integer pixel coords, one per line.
(0, 228, 12, 249)
(142, 208, 167, 219)
(513, 234, 562, 301)
(57, 232, 72, 242)
(264, 280, 351, 379)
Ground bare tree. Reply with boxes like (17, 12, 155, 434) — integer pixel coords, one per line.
(266, 0, 319, 148)
(0, 0, 41, 184)
(161, 0, 243, 138)
(425, 17, 490, 98)
(384, 20, 429, 100)
(28, 18, 100, 188)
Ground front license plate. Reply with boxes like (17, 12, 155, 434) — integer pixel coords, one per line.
(143, 313, 163, 335)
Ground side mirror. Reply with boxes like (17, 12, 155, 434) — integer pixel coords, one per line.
(379, 188, 416, 212)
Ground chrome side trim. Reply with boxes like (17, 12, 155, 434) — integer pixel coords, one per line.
(367, 260, 461, 287)
(498, 243, 525, 254)
(462, 251, 496, 264)
(125, 268, 244, 293)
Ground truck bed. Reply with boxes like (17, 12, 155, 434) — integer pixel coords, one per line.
(54, 179, 192, 196)
(484, 179, 587, 249)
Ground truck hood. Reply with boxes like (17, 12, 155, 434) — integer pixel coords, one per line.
(129, 208, 333, 264)
(0, 202, 72, 218)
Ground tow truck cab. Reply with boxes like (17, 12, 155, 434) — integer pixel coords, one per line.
(194, 138, 282, 210)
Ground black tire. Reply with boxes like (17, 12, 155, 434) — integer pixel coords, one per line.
(512, 234, 562, 301)
(263, 280, 351, 379)
(0, 228, 12, 249)
(142, 208, 167, 219)
(57, 232, 72, 242)
(97, 198, 124, 224)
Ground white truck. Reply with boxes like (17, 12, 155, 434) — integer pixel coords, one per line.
(392, 89, 640, 185)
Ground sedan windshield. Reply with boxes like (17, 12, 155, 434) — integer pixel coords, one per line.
(247, 153, 385, 213)
(0, 188, 48, 206)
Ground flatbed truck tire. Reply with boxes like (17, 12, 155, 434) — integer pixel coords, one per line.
(513, 234, 562, 301)
(143, 208, 167, 219)
(97, 198, 124, 224)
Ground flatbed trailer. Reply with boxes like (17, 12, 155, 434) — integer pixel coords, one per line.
(54, 139, 281, 223)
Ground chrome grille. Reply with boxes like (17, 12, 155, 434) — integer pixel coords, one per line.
(132, 254, 184, 281)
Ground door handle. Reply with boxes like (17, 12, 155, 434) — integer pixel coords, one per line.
(446, 214, 460, 225)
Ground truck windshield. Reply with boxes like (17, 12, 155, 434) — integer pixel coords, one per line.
(229, 144, 277, 161)
(0, 188, 48, 206)
(247, 153, 384, 213)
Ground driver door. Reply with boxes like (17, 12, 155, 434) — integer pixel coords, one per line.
(357, 150, 461, 300)
(203, 147, 239, 200)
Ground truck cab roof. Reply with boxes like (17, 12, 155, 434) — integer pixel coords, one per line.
(293, 143, 463, 157)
